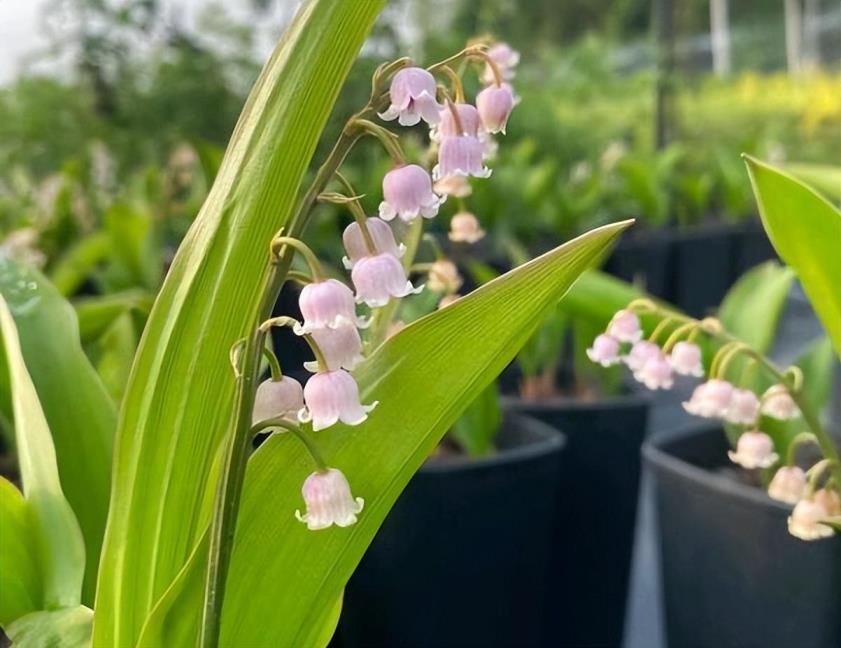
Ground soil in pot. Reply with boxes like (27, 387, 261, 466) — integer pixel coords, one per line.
(504, 391, 650, 648)
(645, 426, 841, 648)
(334, 412, 566, 648)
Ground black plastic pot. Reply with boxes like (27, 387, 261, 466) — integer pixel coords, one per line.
(335, 413, 566, 648)
(504, 392, 650, 648)
(731, 219, 778, 279)
(603, 229, 673, 300)
(669, 224, 738, 317)
(645, 426, 841, 648)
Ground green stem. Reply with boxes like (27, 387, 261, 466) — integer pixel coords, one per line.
(250, 419, 327, 471)
(261, 347, 283, 381)
(271, 236, 325, 281)
(354, 119, 405, 164)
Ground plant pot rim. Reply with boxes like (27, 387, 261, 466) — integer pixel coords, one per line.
(643, 425, 791, 515)
(422, 412, 565, 474)
(501, 391, 649, 412)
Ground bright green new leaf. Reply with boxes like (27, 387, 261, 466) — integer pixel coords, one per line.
(718, 261, 795, 353)
(785, 163, 841, 203)
(0, 258, 114, 603)
(93, 2, 387, 645)
(49, 232, 111, 297)
(744, 156, 841, 357)
(0, 295, 86, 610)
(0, 477, 41, 625)
(5, 606, 93, 648)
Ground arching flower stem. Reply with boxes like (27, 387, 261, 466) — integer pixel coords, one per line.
(250, 418, 328, 472)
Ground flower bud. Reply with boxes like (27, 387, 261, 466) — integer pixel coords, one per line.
(448, 211, 485, 243)
(481, 42, 520, 84)
(378, 67, 442, 126)
(761, 384, 800, 420)
(342, 217, 404, 269)
(587, 334, 621, 367)
(435, 103, 482, 138)
(252, 376, 305, 425)
(682, 379, 734, 418)
(295, 468, 364, 530)
(297, 279, 361, 334)
(724, 388, 761, 425)
(351, 253, 422, 308)
(433, 135, 491, 180)
(305, 325, 364, 373)
(727, 430, 778, 469)
(379, 165, 443, 222)
(624, 340, 660, 373)
(669, 341, 704, 377)
(299, 369, 376, 431)
(768, 466, 807, 505)
(427, 259, 462, 294)
(634, 353, 674, 390)
(607, 309, 642, 343)
(476, 84, 515, 134)
(434, 174, 472, 198)
(788, 497, 835, 541)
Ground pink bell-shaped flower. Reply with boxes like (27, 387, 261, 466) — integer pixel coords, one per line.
(296, 279, 364, 334)
(342, 218, 404, 269)
(682, 379, 734, 418)
(482, 42, 520, 84)
(295, 468, 364, 530)
(587, 334, 621, 367)
(434, 173, 472, 198)
(607, 309, 642, 343)
(252, 376, 305, 425)
(305, 325, 364, 373)
(724, 388, 761, 425)
(634, 353, 674, 390)
(434, 103, 483, 139)
(379, 67, 442, 126)
(379, 165, 443, 222)
(788, 496, 836, 541)
(624, 340, 661, 373)
(448, 211, 485, 243)
(351, 253, 422, 308)
(768, 466, 807, 505)
(427, 259, 463, 294)
(433, 135, 491, 180)
(727, 430, 778, 469)
(761, 384, 800, 420)
(476, 84, 515, 134)
(815, 488, 841, 516)
(669, 341, 704, 377)
(299, 369, 376, 431)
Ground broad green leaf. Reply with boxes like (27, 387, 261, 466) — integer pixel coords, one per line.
(0, 258, 114, 603)
(217, 221, 632, 646)
(785, 163, 841, 203)
(559, 269, 644, 325)
(450, 382, 502, 456)
(74, 289, 153, 344)
(49, 232, 111, 297)
(5, 606, 93, 648)
(0, 295, 86, 609)
(93, 3, 387, 646)
(745, 156, 841, 357)
(89, 311, 140, 401)
(0, 477, 41, 625)
(796, 336, 835, 415)
(718, 261, 795, 353)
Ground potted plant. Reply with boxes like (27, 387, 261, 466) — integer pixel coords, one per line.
(587, 159, 841, 647)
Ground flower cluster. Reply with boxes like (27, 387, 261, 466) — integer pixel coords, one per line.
(248, 44, 518, 531)
(588, 305, 841, 542)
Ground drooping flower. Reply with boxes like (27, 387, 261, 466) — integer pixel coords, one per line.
(342, 218, 404, 269)
(427, 259, 462, 294)
(448, 211, 486, 243)
(481, 42, 520, 84)
(295, 468, 364, 530)
(252, 376, 305, 425)
(587, 334, 621, 367)
(727, 430, 778, 469)
(634, 353, 674, 390)
(669, 341, 704, 377)
(761, 384, 800, 420)
(296, 279, 362, 334)
(788, 495, 836, 541)
(682, 379, 734, 418)
(299, 369, 376, 431)
(433, 135, 491, 180)
(624, 340, 661, 373)
(379, 165, 443, 222)
(814, 488, 841, 516)
(378, 67, 442, 126)
(351, 253, 422, 308)
(607, 309, 642, 343)
(304, 325, 364, 373)
(434, 103, 483, 139)
(476, 83, 515, 134)
(438, 294, 461, 309)
(768, 466, 807, 505)
(724, 388, 761, 425)
(434, 174, 472, 198)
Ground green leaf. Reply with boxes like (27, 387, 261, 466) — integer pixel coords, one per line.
(744, 156, 841, 357)
(0, 477, 41, 625)
(218, 221, 632, 646)
(796, 336, 835, 415)
(784, 163, 841, 203)
(5, 606, 93, 648)
(93, 3, 388, 646)
(48, 232, 111, 297)
(450, 382, 502, 456)
(0, 295, 86, 609)
(718, 261, 795, 353)
(74, 289, 153, 344)
(0, 258, 115, 603)
(559, 269, 644, 325)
